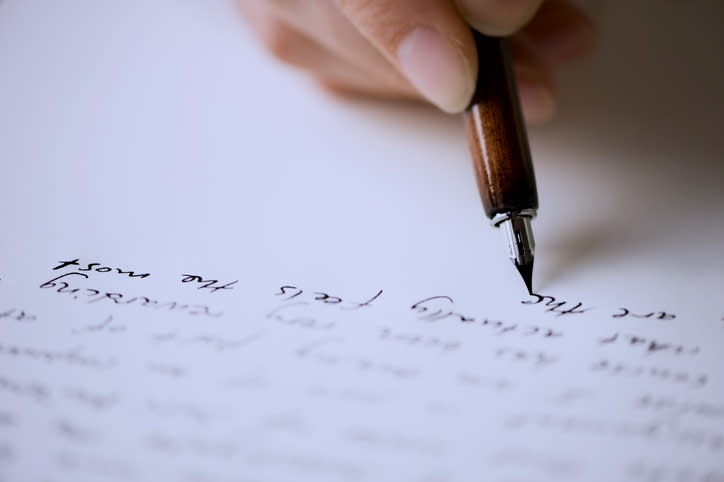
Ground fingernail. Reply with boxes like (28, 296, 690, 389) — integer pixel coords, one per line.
(456, 0, 541, 36)
(517, 82, 556, 124)
(397, 26, 474, 113)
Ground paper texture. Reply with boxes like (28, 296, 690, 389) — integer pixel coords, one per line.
(1, 1, 723, 481)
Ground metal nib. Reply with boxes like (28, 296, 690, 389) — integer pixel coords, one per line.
(493, 210, 536, 294)
(515, 260, 534, 295)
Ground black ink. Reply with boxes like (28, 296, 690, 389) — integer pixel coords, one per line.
(276, 285, 303, 300)
(613, 307, 676, 321)
(266, 303, 336, 331)
(0, 375, 49, 402)
(72, 316, 127, 335)
(40, 271, 89, 289)
(495, 347, 557, 367)
(410, 298, 562, 339)
(39, 273, 223, 317)
(521, 293, 592, 316)
(183, 331, 263, 352)
(599, 333, 699, 356)
(0, 343, 115, 369)
(344, 289, 384, 310)
(410, 296, 475, 322)
(53, 258, 150, 278)
(378, 327, 460, 353)
(64, 388, 118, 410)
(88, 292, 123, 304)
(313, 292, 343, 304)
(180, 274, 238, 293)
(591, 359, 707, 388)
(507, 414, 723, 452)
(276, 285, 383, 311)
(53, 258, 82, 270)
(0, 308, 37, 322)
(635, 395, 724, 420)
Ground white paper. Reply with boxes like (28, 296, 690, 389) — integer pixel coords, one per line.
(1, 1, 723, 481)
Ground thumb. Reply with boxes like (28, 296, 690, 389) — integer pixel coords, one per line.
(335, 0, 478, 113)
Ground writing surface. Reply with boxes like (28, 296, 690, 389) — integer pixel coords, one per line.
(1, 1, 723, 481)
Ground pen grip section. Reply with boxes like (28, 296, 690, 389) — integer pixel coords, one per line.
(464, 32, 538, 219)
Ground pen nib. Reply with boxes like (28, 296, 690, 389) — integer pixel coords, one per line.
(496, 211, 536, 295)
(515, 260, 534, 295)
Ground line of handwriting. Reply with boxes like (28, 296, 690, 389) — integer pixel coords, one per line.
(275, 285, 382, 310)
(0, 343, 115, 369)
(634, 395, 724, 420)
(410, 296, 564, 338)
(180, 274, 238, 293)
(52, 258, 150, 279)
(0, 374, 118, 409)
(296, 337, 418, 379)
(506, 413, 723, 452)
(0, 308, 36, 322)
(266, 303, 336, 331)
(39, 272, 223, 317)
(627, 461, 724, 482)
(151, 331, 264, 352)
(145, 434, 366, 478)
(599, 333, 700, 356)
(521, 294, 592, 316)
(613, 308, 676, 321)
(72, 316, 126, 335)
(591, 359, 707, 388)
(377, 327, 460, 353)
(495, 347, 558, 367)
(0, 374, 50, 402)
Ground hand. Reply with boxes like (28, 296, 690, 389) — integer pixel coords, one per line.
(238, 0, 596, 123)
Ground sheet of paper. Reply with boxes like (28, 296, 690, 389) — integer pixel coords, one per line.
(1, 1, 723, 481)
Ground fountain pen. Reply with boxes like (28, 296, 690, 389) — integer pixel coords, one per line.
(464, 31, 538, 294)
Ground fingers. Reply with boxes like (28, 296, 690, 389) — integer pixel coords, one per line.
(510, 0, 597, 122)
(237, 1, 419, 97)
(455, 0, 545, 36)
(239, 2, 366, 85)
(336, 0, 478, 113)
(262, 0, 411, 90)
(447, 0, 595, 122)
(521, 0, 597, 66)
(238, 0, 597, 123)
(508, 34, 557, 124)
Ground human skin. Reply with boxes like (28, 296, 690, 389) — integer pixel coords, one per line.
(238, 0, 596, 123)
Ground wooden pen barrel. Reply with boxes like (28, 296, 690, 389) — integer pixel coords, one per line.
(464, 32, 538, 219)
